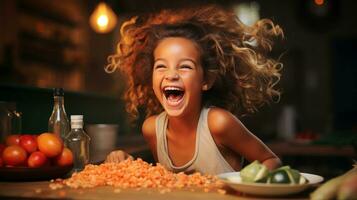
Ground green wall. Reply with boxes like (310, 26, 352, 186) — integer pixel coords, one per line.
(0, 84, 133, 135)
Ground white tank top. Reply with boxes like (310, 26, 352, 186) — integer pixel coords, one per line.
(156, 107, 235, 175)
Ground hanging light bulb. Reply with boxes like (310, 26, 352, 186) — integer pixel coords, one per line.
(90, 2, 117, 34)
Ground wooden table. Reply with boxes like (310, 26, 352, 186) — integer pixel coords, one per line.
(0, 139, 317, 200)
(0, 181, 313, 200)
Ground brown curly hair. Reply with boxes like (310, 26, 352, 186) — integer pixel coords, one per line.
(106, 4, 283, 121)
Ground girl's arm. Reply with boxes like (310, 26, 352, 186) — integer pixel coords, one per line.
(105, 115, 158, 163)
(142, 115, 158, 162)
(208, 108, 281, 170)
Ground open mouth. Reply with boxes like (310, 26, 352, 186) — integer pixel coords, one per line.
(163, 86, 185, 103)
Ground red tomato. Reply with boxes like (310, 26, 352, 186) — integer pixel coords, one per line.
(20, 135, 38, 153)
(0, 144, 5, 155)
(32, 134, 38, 140)
(55, 147, 73, 166)
(37, 133, 63, 158)
(5, 135, 21, 146)
(2, 145, 27, 166)
(27, 151, 47, 168)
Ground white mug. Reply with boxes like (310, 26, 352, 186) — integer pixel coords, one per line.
(85, 124, 119, 152)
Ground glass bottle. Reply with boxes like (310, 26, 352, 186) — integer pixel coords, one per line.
(65, 115, 90, 173)
(48, 88, 70, 140)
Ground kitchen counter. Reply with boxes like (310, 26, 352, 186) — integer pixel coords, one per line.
(267, 141, 356, 157)
(267, 141, 355, 180)
(0, 181, 314, 200)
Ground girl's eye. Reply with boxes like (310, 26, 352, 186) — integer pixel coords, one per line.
(154, 64, 166, 69)
(180, 65, 193, 69)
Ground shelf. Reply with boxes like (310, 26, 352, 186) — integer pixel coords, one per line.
(5, 0, 89, 91)
(17, 31, 83, 70)
(19, 52, 78, 70)
(17, 0, 78, 28)
(18, 31, 78, 50)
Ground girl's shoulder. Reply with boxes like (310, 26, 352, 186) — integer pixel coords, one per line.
(142, 115, 158, 139)
(207, 107, 241, 137)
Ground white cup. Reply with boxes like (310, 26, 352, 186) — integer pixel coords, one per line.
(85, 124, 119, 153)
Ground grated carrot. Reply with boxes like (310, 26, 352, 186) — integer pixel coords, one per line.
(50, 158, 224, 194)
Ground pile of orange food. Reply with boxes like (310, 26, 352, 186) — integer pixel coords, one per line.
(50, 158, 225, 194)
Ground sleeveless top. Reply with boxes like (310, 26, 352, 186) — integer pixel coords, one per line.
(156, 107, 235, 175)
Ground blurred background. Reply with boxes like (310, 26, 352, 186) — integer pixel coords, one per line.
(0, 0, 356, 178)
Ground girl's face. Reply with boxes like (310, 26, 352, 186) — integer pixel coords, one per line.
(152, 37, 206, 117)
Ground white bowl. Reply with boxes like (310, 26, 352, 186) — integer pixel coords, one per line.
(218, 172, 324, 196)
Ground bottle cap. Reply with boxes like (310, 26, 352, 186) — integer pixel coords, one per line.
(71, 115, 83, 129)
(53, 88, 64, 96)
(71, 115, 83, 121)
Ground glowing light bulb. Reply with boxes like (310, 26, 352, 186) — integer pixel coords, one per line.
(314, 0, 324, 6)
(97, 15, 109, 27)
(90, 2, 117, 34)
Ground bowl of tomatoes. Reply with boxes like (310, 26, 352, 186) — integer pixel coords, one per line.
(0, 133, 73, 181)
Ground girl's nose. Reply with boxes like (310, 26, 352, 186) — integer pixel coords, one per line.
(165, 70, 179, 80)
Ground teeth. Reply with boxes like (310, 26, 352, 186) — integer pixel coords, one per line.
(164, 86, 183, 91)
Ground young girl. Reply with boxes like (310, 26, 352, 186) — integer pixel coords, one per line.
(105, 5, 283, 175)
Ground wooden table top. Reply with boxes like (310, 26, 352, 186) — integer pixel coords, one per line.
(0, 139, 322, 200)
(0, 181, 313, 200)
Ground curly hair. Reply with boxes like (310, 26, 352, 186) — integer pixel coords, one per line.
(106, 4, 283, 121)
